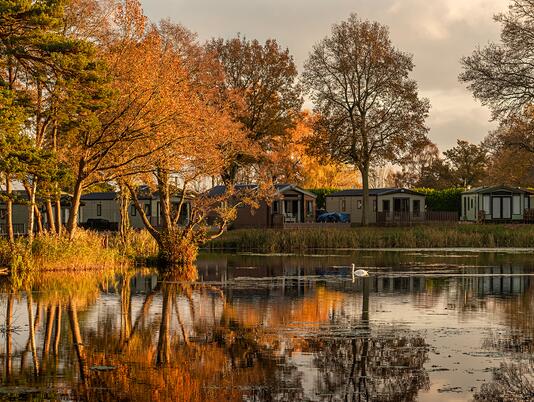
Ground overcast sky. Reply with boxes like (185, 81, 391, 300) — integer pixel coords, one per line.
(141, 0, 509, 151)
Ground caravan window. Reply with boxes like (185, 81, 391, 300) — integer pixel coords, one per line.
(341, 200, 346, 212)
(97, 204, 102, 217)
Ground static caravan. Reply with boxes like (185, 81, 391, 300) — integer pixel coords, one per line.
(80, 191, 192, 230)
(0, 191, 70, 235)
(461, 186, 533, 222)
(207, 184, 317, 229)
(325, 188, 426, 225)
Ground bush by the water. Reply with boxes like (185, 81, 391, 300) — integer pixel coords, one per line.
(208, 225, 534, 253)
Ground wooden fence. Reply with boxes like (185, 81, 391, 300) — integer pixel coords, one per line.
(376, 211, 458, 226)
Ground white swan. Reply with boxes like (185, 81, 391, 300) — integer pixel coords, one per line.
(352, 263, 369, 279)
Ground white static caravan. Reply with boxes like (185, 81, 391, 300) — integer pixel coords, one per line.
(461, 186, 533, 222)
(325, 188, 426, 224)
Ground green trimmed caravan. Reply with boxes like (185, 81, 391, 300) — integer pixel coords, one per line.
(461, 186, 533, 222)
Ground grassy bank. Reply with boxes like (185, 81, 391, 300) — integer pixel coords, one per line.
(0, 231, 123, 272)
(0, 229, 159, 272)
(207, 224, 534, 253)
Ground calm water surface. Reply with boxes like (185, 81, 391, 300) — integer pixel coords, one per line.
(0, 250, 533, 401)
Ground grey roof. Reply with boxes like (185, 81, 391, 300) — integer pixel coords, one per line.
(207, 184, 317, 198)
(328, 188, 424, 197)
(81, 192, 118, 201)
(462, 186, 534, 195)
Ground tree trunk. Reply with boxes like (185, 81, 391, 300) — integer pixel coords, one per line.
(360, 164, 370, 226)
(55, 197, 62, 236)
(67, 179, 84, 239)
(34, 204, 43, 236)
(118, 182, 130, 243)
(27, 177, 38, 243)
(45, 199, 56, 234)
(5, 176, 14, 244)
(157, 168, 172, 234)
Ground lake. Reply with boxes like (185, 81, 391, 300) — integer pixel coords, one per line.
(0, 249, 533, 401)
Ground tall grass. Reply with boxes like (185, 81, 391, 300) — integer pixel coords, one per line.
(31, 230, 123, 270)
(0, 230, 123, 271)
(207, 224, 534, 253)
(0, 229, 160, 272)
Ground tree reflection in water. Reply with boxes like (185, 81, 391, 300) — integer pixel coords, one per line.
(473, 359, 534, 402)
(0, 268, 432, 401)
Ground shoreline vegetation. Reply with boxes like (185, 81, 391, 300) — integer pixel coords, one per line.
(206, 225, 534, 253)
(3, 224, 534, 272)
(0, 229, 159, 273)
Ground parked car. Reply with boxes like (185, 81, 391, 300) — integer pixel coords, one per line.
(316, 212, 350, 223)
(81, 218, 119, 231)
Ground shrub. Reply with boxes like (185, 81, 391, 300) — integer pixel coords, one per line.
(415, 188, 464, 212)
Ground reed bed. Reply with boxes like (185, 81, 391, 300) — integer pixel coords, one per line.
(207, 224, 534, 253)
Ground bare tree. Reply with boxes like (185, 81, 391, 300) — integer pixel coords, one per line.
(461, 0, 534, 118)
(302, 14, 429, 225)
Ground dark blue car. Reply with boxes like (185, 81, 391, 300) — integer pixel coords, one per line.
(316, 212, 350, 223)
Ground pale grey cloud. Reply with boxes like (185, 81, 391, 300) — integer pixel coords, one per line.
(141, 0, 510, 151)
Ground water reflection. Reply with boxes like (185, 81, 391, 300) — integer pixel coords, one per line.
(0, 251, 533, 401)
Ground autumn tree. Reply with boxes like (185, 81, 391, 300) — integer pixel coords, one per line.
(482, 113, 534, 186)
(443, 139, 487, 187)
(112, 19, 256, 269)
(206, 35, 302, 184)
(52, 0, 192, 238)
(302, 14, 430, 225)
(277, 112, 360, 188)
